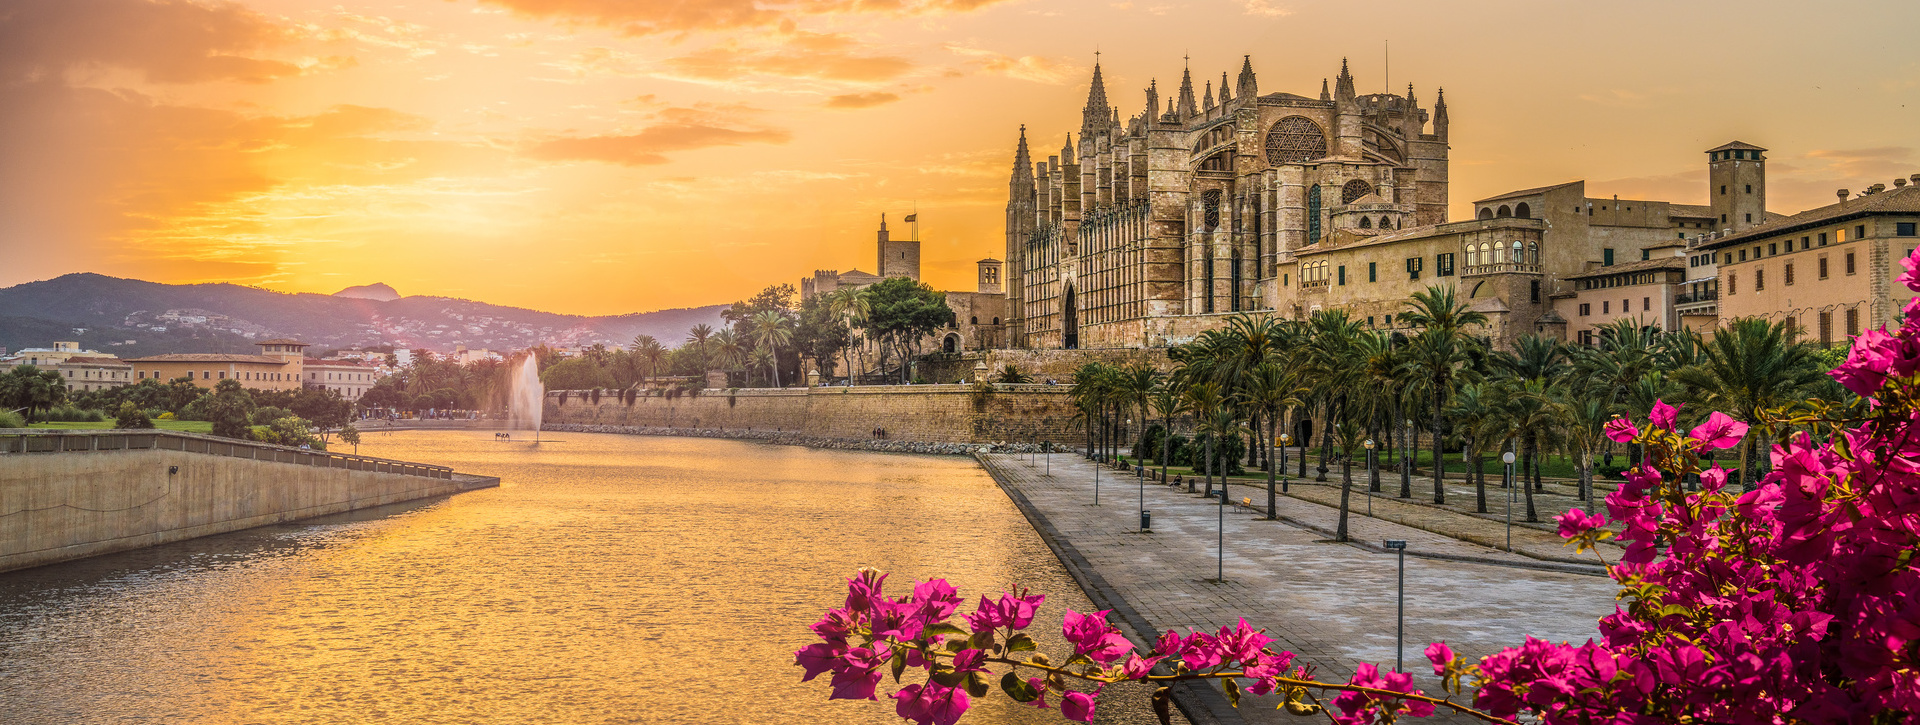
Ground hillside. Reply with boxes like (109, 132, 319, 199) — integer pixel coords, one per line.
(0, 273, 727, 355)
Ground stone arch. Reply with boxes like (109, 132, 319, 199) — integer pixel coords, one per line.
(943, 334, 959, 354)
(970, 315, 978, 325)
(1062, 284, 1079, 350)
(992, 317, 999, 325)
(1515, 202, 1531, 219)
(1341, 179, 1372, 204)
(1470, 281, 1486, 298)
(1497, 205, 1512, 218)
(1380, 217, 1393, 230)
(1477, 207, 1494, 220)
(1465, 243, 1478, 267)
(1265, 116, 1328, 165)
(1358, 216, 1372, 229)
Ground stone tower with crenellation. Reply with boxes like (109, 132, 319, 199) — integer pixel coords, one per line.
(877, 214, 920, 281)
(1707, 141, 1767, 233)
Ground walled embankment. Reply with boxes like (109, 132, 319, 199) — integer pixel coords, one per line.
(0, 430, 497, 573)
(544, 383, 1084, 446)
(545, 424, 1045, 455)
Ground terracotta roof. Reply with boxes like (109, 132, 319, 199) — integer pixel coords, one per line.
(1565, 257, 1686, 280)
(60, 356, 130, 365)
(1706, 140, 1767, 153)
(127, 353, 289, 364)
(1701, 185, 1920, 249)
(254, 338, 309, 346)
(304, 358, 377, 367)
(977, 258, 1002, 264)
(1474, 181, 1580, 205)
(1468, 297, 1511, 314)
(1669, 203, 1715, 218)
(1344, 192, 1390, 205)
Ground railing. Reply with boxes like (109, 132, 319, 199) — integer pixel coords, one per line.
(1463, 262, 1541, 275)
(1674, 290, 1719, 305)
(0, 429, 454, 480)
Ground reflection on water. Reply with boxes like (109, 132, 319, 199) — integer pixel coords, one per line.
(0, 432, 1164, 724)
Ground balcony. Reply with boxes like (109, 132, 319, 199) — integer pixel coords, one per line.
(1673, 290, 1719, 305)
(1462, 262, 1541, 275)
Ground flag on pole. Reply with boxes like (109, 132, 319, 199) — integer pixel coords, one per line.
(902, 214, 917, 222)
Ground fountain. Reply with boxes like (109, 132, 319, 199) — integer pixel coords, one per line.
(507, 353, 544, 442)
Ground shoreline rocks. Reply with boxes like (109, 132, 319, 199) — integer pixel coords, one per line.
(542, 423, 1046, 456)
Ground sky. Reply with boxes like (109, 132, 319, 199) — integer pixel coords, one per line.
(1, 0, 1917, 317)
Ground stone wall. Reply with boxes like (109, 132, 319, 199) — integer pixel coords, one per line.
(1, 443, 492, 573)
(544, 384, 1087, 446)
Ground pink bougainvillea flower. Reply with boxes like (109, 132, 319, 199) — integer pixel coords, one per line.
(893, 682, 969, 725)
(1648, 399, 1680, 430)
(950, 648, 987, 673)
(845, 569, 888, 613)
(1060, 690, 1096, 723)
(1062, 609, 1134, 663)
(912, 579, 962, 621)
(1121, 652, 1163, 679)
(1698, 465, 1728, 493)
(1424, 641, 1455, 676)
(1686, 411, 1749, 452)
(1604, 417, 1639, 443)
(1555, 508, 1607, 539)
(963, 592, 1046, 633)
(1025, 677, 1051, 709)
(1899, 245, 1920, 292)
(794, 642, 845, 682)
(1214, 618, 1272, 665)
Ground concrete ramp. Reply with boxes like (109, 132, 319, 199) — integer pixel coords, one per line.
(0, 429, 498, 573)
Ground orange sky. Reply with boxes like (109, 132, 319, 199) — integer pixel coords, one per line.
(3, 0, 1918, 316)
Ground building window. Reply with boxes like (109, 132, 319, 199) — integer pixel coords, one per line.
(1745, 184, 1752, 193)
(1819, 232, 1828, 246)
(1768, 243, 1776, 256)
(1847, 252, 1857, 275)
(1437, 253, 1454, 276)
(1580, 329, 1595, 346)
(1338, 265, 1345, 285)
(1531, 280, 1541, 303)
(1739, 250, 1747, 261)
(1641, 248, 1651, 261)
(1728, 271, 1737, 295)
(1603, 301, 1610, 314)
(1747, 213, 1753, 223)
(1755, 268, 1765, 291)
(1578, 303, 1591, 316)
(1899, 223, 1917, 237)
(1721, 185, 1727, 195)
(1307, 185, 1322, 245)
(1603, 248, 1614, 266)
(1405, 257, 1423, 280)
(202, 371, 210, 379)
(1369, 262, 1377, 282)
(1847, 308, 1861, 337)
(1643, 296, 1651, 311)
(1857, 224, 1867, 239)
(1820, 311, 1833, 347)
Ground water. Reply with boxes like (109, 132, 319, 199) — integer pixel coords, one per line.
(507, 354, 542, 435)
(0, 432, 1169, 724)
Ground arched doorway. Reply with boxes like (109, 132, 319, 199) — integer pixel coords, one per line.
(1062, 284, 1079, 349)
(942, 334, 959, 354)
(1514, 202, 1531, 219)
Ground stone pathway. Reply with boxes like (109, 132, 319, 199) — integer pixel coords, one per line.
(981, 453, 1621, 724)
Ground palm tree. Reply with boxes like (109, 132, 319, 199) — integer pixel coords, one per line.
(1446, 383, 1495, 513)
(632, 335, 666, 386)
(1400, 285, 1488, 503)
(748, 310, 794, 387)
(827, 289, 871, 384)
(1487, 378, 1559, 522)
(1244, 362, 1305, 520)
(748, 348, 776, 387)
(1149, 374, 1188, 486)
(710, 328, 746, 383)
(1305, 311, 1363, 483)
(995, 364, 1034, 384)
(1672, 318, 1825, 487)
(1116, 366, 1161, 465)
(687, 324, 715, 375)
(1183, 381, 1226, 497)
(1555, 395, 1613, 511)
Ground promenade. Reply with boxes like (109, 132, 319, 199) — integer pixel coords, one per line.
(979, 452, 1619, 724)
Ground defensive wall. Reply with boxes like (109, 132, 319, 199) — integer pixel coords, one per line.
(544, 383, 1089, 446)
(918, 347, 1175, 384)
(0, 429, 498, 573)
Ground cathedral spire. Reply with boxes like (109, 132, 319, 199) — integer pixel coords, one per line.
(1335, 57, 1356, 101)
(1218, 72, 1230, 104)
(1176, 54, 1197, 118)
(1062, 133, 1075, 160)
(1081, 57, 1111, 138)
(1320, 78, 1330, 101)
(1433, 87, 1449, 140)
(1236, 55, 1256, 98)
(1202, 80, 1213, 109)
(1144, 79, 1159, 127)
(1011, 125, 1033, 188)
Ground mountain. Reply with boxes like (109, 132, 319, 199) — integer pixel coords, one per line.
(334, 282, 401, 301)
(0, 273, 728, 355)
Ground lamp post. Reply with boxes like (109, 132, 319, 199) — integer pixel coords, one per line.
(1215, 458, 1227, 583)
(1400, 418, 1413, 498)
(1363, 439, 1376, 518)
(1384, 539, 1408, 672)
(1278, 433, 1292, 494)
(1094, 444, 1101, 505)
(1132, 418, 1146, 528)
(1503, 447, 1518, 553)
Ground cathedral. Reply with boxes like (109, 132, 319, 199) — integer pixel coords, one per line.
(1004, 56, 1451, 348)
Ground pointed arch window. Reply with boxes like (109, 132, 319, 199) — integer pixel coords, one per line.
(1341, 179, 1372, 204)
(1358, 216, 1372, 229)
(1265, 116, 1328, 165)
(1307, 185, 1322, 245)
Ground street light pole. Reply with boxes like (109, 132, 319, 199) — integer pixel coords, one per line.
(1363, 439, 1376, 518)
(1384, 539, 1408, 672)
(1216, 467, 1226, 582)
(1133, 418, 1145, 528)
(1503, 446, 1517, 553)
(1279, 433, 1292, 494)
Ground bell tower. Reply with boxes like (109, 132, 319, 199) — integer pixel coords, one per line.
(877, 214, 920, 281)
(1707, 141, 1767, 233)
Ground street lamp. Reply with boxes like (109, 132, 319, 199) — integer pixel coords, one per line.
(1400, 418, 1413, 498)
(1384, 539, 1409, 672)
(1132, 418, 1147, 529)
(1278, 433, 1292, 494)
(1363, 438, 1377, 518)
(1503, 447, 1518, 552)
(1215, 455, 1227, 583)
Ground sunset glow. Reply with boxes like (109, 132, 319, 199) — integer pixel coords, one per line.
(4, 0, 1917, 315)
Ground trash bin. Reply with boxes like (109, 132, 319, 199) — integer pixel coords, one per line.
(1141, 510, 1152, 530)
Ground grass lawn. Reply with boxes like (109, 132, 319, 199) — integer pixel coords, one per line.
(28, 420, 214, 434)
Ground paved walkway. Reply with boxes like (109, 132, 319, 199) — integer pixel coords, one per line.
(982, 453, 1621, 724)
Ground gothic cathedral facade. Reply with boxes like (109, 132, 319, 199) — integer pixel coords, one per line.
(1003, 57, 1451, 348)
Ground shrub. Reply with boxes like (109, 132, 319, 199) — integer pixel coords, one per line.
(0, 410, 24, 428)
(251, 406, 293, 426)
(40, 405, 105, 423)
(114, 401, 154, 429)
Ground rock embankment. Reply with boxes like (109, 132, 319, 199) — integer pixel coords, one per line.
(543, 423, 1046, 456)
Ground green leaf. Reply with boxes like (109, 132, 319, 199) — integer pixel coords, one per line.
(924, 622, 969, 639)
(945, 639, 970, 652)
(1005, 632, 1038, 652)
(1001, 672, 1041, 702)
(929, 669, 967, 687)
(965, 671, 992, 698)
(1064, 653, 1094, 668)
(970, 631, 997, 650)
(1221, 677, 1241, 708)
(889, 650, 907, 683)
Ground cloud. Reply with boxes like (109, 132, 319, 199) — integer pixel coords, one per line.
(1242, 0, 1290, 16)
(1802, 146, 1914, 177)
(658, 32, 913, 83)
(528, 106, 791, 165)
(475, 0, 1014, 36)
(945, 45, 1080, 84)
(826, 92, 901, 109)
(0, 0, 301, 83)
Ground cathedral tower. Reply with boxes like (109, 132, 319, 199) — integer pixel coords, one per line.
(1707, 141, 1767, 233)
(1004, 127, 1035, 345)
(878, 214, 920, 281)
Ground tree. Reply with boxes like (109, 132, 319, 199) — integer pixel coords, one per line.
(793, 294, 848, 382)
(114, 401, 155, 429)
(1672, 317, 1825, 487)
(1, 364, 67, 424)
(1400, 285, 1487, 503)
(860, 277, 955, 384)
(749, 309, 795, 387)
(340, 424, 361, 454)
(687, 323, 715, 373)
(632, 335, 667, 384)
(1445, 383, 1496, 513)
(290, 388, 352, 441)
(204, 379, 256, 439)
(827, 288, 873, 383)
(1244, 362, 1305, 520)
(541, 357, 616, 391)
